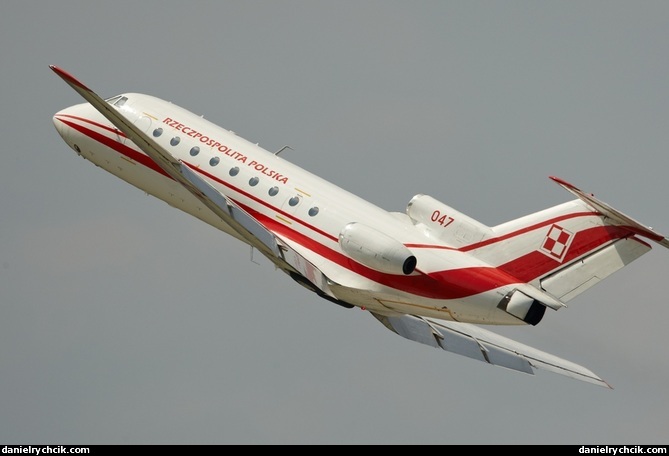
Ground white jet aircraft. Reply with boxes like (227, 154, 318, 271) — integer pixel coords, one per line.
(50, 65, 669, 388)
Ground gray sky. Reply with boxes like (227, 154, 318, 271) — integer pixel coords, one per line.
(2, 1, 669, 445)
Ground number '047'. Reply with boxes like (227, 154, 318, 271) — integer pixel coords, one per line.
(431, 210, 455, 227)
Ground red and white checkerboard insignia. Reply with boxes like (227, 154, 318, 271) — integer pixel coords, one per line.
(540, 224, 573, 262)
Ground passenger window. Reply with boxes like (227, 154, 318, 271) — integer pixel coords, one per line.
(209, 157, 220, 166)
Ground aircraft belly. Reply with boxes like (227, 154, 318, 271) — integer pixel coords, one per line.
(374, 291, 525, 325)
(325, 276, 521, 325)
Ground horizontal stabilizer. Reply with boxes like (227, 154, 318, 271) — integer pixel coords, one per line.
(550, 176, 669, 249)
(371, 311, 611, 388)
(540, 237, 651, 302)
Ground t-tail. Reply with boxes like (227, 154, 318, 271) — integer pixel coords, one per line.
(409, 176, 669, 305)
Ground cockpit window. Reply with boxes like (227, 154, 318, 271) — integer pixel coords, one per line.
(105, 95, 128, 107)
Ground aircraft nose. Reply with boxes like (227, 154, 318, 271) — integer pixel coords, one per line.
(52, 105, 87, 154)
(52, 110, 70, 140)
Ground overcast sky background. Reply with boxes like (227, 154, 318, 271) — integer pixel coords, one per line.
(2, 1, 669, 445)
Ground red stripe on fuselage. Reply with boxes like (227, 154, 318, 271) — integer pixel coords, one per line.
(57, 115, 337, 242)
(57, 115, 638, 301)
(181, 162, 338, 243)
(244, 203, 517, 299)
(404, 211, 598, 252)
(55, 116, 169, 179)
(56, 114, 126, 138)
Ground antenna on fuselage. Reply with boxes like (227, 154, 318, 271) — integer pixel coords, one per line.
(274, 145, 293, 156)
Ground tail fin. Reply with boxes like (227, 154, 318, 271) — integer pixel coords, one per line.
(467, 177, 668, 303)
(407, 176, 669, 302)
(428, 176, 669, 303)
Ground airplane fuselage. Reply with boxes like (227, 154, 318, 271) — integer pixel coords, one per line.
(54, 93, 544, 326)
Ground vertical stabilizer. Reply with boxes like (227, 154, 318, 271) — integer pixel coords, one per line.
(460, 177, 665, 302)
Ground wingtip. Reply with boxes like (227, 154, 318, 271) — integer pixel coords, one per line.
(49, 64, 67, 77)
(49, 65, 91, 92)
(549, 175, 578, 190)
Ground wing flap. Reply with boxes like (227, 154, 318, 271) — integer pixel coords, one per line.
(371, 311, 611, 388)
(178, 163, 339, 297)
(178, 162, 282, 258)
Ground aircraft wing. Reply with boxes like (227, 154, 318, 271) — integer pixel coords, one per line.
(370, 311, 611, 388)
(49, 65, 336, 297)
(179, 162, 337, 298)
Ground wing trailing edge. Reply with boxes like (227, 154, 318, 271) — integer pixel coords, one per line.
(370, 311, 612, 388)
(179, 163, 339, 300)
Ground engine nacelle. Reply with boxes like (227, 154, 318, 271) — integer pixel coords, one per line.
(497, 290, 547, 326)
(406, 194, 492, 247)
(338, 222, 417, 275)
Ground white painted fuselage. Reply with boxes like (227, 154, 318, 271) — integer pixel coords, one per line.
(54, 93, 528, 325)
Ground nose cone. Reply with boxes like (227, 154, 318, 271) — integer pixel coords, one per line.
(52, 103, 93, 153)
(52, 109, 70, 141)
